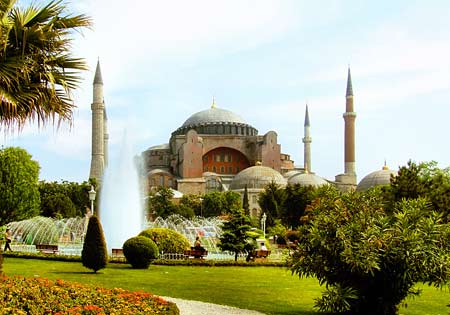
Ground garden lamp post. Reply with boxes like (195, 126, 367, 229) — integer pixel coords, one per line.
(88, 185, 96, 216)
(261, 212, 267, 239)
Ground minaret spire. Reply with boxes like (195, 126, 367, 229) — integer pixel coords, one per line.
(89, 59, 107, 183)
(343, 67, 356, 180)
(346, 66, 353, 97)
(302, 104, 312, 173)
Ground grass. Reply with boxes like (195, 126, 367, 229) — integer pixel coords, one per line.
(3, 257, 450, 315)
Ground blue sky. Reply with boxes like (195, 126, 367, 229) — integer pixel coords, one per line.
(2, 0, 450, 184)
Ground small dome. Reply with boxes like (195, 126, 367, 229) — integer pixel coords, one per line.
(230, 165, 287, 190)
(283, 170, 302, 179)
(288, 173, 328, 187)
(356, 167, 397, 192)
(182, 107, 246, 127)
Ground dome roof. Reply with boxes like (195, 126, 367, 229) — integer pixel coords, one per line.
(283, 170, 302, 179)
(172, 105, 258, 136)
(229, 165, 287, 190)
(288, 172, 328, 187)
(356, 166, 397, 192)
(182, 107, 247, 127)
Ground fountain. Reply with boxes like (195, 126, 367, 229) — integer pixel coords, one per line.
(6, 216, 87, 255)
(100, 131, 145, 252)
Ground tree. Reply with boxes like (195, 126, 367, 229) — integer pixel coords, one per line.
(39, 180, 93, 218)
(0, 0, 91, 129)
(281, 184, 315, 228)
(258, 182, 285, 228)
(291, 187, 450, 315)
(81, 216, 108, 273)
(147, 187, 176, 218)
(202, 191, 224, 217)
(179, 194, 202, 216)
(218, 208, 253, 261)
(0, 146, 40, 225)
(242, 185, 249, 216)
(389, 160, 450, 220)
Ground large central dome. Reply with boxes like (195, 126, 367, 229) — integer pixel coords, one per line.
(182, 107, 246, 127)
(172, 105, 258, 136)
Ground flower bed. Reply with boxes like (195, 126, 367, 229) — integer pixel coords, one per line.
(0, 275, 179, 315)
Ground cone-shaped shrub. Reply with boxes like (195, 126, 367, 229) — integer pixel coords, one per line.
(82, 216, 108, 273)
(123, 236, 159, 269)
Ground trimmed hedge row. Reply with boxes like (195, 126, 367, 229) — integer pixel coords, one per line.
(2, 251, 288, 267)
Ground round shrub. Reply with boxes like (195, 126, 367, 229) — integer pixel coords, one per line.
(139, 228, 190, 254)
(123, 236, 159, 269)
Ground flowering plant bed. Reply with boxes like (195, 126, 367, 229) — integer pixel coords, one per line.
(0, 275, 179, 315)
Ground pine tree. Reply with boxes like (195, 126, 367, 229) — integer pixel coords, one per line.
(218, 208, 253, 261)
(243, 185, 250, 216)
(82, 216, 108, 273)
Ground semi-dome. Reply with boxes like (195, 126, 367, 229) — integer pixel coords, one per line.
(356, 166, 397, 192)
(288, 172, 328, 187)
(229, 165, 287, 190)
(172, 105, 258, 136)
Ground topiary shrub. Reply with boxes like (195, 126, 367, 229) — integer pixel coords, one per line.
(123, 236, 159, 269)
(139, 228, 190, 254)
(81, 216, 108, 273)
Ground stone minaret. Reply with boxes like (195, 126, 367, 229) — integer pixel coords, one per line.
(335, 67, 357, 188)
(89, 60, 108, 182)
(344, 67, 356, 177)
(302, 104, 312, 173)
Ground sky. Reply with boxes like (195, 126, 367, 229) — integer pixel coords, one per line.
(2, 0, 450, 184)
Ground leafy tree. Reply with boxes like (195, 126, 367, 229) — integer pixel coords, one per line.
(291, 187, 450, 315)
(0, 147, 40, 225)
(281, 184, 315, 228)
(218, 208, 253, 261)
(147, 187, 176, 218)
(202, 191, 224, 217)
(222, 191, 242, 212)
(39, 180, 97, 218)
(242, 185, 249, 216)
(258, 182, 285, 228)
(81, 216, 108, 273)
(179, 194, 202, 216)
(0, 0, 91, 129)
(389, 160, 450, 220)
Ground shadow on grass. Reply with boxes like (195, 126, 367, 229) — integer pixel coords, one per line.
(50, 271, 103, 275)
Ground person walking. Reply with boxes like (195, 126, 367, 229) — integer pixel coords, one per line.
(4, 228, 12, 251)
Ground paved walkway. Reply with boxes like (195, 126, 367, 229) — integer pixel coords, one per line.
(161, 296, 266, 315)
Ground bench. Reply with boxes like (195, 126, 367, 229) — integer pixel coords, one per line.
(184, 249, 208, 259)
(111, 248, 124, 258)
(36, 244, 59, 254)
(247, 249, 271, 262)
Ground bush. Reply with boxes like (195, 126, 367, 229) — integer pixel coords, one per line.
(139, 228, 190, 254)
(0, 275, 179, 315)
(81, 216, 108, 273)
(123, 236, 159, 269)
(291, 189, 450, 315)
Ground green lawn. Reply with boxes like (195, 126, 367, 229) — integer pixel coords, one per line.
(3, 257, 450, 315)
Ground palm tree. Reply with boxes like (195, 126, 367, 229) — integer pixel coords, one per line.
(0, 0, 91, 130)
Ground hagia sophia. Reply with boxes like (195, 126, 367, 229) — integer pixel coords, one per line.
(88, 61, 396, 217)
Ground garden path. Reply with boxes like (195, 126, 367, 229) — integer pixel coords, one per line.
(162, 296, 266, 315)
